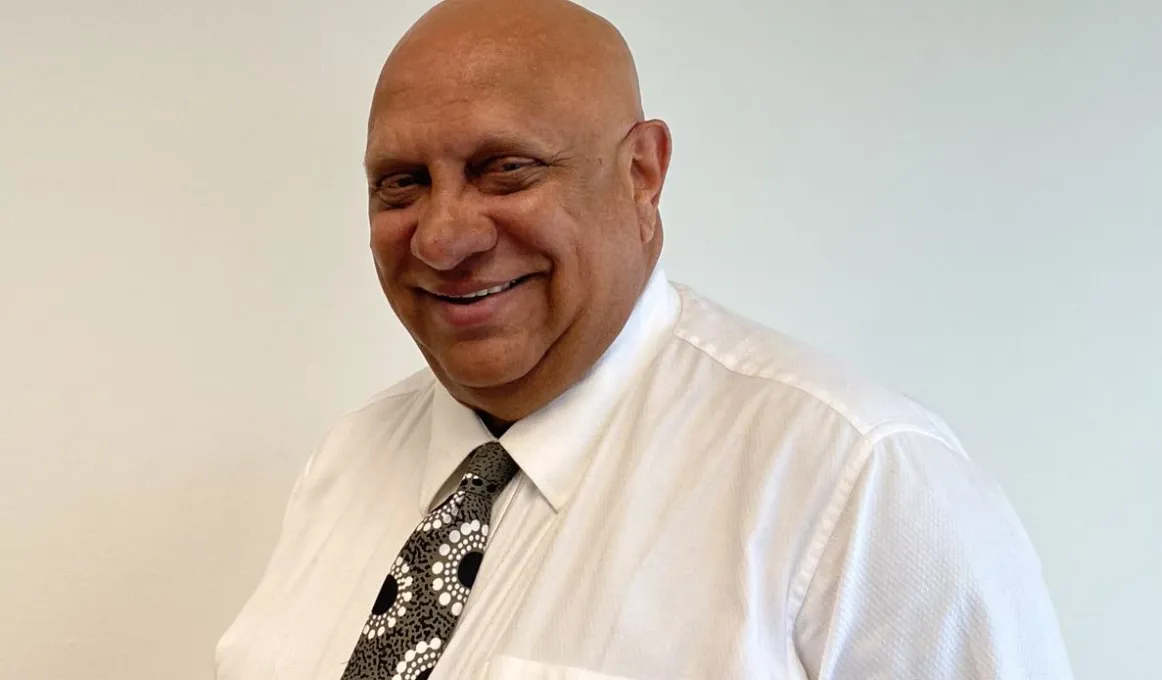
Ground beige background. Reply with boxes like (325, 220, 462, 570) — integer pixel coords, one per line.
(1, 0, 1158, 678)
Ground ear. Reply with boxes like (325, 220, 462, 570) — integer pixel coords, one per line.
(627, 119, 672, 244)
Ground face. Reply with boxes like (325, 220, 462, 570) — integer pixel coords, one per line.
(365, 70, 658, 411)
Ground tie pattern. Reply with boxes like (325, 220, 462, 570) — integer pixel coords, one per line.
(341, 442, 519, 680)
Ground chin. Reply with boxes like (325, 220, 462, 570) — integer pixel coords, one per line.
(432, 335, 541, 392)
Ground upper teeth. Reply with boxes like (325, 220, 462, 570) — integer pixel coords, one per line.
(445, 279, 519, 300)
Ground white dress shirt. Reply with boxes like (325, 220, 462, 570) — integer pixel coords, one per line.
(217, 269, 1073, 680)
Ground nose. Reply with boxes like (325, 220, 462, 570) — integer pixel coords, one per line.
(411, 186, 497, 271)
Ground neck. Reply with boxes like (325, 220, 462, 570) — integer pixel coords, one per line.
(447, 251, 663, 431)
(477, 411, 514, 438)
(442, 287, 639, 427)
(446, 329, 606, 426)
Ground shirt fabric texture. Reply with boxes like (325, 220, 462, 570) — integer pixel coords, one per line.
(217, 270, 1073, 680)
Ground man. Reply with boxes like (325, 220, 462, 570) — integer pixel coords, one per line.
(217, 0, 1073, 678)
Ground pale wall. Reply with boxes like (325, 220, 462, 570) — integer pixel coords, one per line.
(1, 1, 1158, 678)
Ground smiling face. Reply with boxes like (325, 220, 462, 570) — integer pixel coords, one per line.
(366, 0, 671, 424)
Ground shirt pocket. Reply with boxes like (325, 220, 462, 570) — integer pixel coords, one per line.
(487, 655, 637, 680)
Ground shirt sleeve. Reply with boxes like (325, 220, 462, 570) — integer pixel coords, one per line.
(792, 429, 1073, 680)
(215, 452, 316, 678)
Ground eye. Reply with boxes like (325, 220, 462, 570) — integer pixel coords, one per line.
(473, 156, 544, 195)
(481, 157, 536, 174)
(381, 172, 424, 190)
(372, 170, 429, 209)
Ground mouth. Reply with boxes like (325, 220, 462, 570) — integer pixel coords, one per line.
(427, 275, 535, 306)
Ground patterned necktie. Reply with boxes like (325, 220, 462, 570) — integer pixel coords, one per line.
(341, 442, 519, 680)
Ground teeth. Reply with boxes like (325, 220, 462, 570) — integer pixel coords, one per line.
(445, 279, 519, 300)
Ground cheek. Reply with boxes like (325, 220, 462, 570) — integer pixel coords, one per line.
(369, 212, 413, 278)
(486, 189, 576, 261)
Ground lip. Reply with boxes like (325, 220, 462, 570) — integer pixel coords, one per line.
(420, 275, 536, 329)
(421, 276, 529, 299)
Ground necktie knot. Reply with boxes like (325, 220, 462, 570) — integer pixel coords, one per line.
(459, 442, 519, 502)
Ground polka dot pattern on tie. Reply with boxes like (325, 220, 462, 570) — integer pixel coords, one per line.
(431, 519, 488, 617)
(391, 637, 442, 680)
(341, 442, 519, 679)
(362, 557, 413, 640)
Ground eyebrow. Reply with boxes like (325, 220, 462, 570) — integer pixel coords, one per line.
(363, 152, 419, 181)
(364, 131, 560, 179)
(472, 132, 555, 159)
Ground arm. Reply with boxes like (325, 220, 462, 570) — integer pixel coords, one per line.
(792, 430, 1073, 679)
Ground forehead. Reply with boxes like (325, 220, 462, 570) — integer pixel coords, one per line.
(366, 56, 576, 166)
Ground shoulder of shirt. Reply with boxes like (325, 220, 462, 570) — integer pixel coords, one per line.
(366, 366, 437, 405)
(324, 366, 436, 436)
(297, 367, 434, 478)
(669, 283, 964, 451)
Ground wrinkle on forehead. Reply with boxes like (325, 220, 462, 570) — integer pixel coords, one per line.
(365, 99, 569, 177)
(369, 0, 643, 145)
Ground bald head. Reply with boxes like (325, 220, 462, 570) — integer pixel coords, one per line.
(373, 0, 643, 132)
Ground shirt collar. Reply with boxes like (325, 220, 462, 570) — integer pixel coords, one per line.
(422, 267, 681, 513)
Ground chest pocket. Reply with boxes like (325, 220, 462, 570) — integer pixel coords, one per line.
(487, 656, 637, 680)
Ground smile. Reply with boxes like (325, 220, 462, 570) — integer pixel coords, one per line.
(430, 276, 532, 305)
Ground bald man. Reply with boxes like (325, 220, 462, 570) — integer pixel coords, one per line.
(217, 1, 1073, 679)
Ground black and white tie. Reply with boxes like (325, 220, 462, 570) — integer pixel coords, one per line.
(341, 442, 519, 680)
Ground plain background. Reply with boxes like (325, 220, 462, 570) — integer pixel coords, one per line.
(1, 0, 1158, 678)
